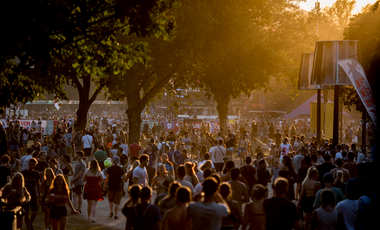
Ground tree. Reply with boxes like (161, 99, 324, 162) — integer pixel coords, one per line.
(0, 0, 176, 110)
(343, 3, 380, 147)
(324, 0, 356, 31)
(106, 0, 213, 142)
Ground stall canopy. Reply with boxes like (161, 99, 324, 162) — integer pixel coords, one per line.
(284, 94, 351, 119)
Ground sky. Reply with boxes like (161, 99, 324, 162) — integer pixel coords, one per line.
(298, 0, 378, 14)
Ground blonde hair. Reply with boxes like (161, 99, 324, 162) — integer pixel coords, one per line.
(49, 174, 70, 196)
(302, 167, 318, 186)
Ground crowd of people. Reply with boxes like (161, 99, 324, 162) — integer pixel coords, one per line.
(0, 113, 379, 230)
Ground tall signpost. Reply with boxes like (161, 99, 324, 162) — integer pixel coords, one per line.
(299, 53, 332, 145)
(310, 40, 361, 146)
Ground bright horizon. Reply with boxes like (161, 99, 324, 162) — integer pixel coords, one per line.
(298, 0, 378, 14)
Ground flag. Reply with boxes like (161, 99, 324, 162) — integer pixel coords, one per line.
(54, 98, 61, 110)
(337, 58, 377, 127)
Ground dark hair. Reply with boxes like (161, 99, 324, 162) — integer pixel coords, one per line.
(139, 154, 149, 162)
(128, 184, 141, 200)
(225, 160, 235, 170)
(347, 152, 354, 160)
(336, 158, 343, 166)
(29, 157, 38, 165)
(335, 145, 342, 151)
(140, 186, 152, 200)
(323, 153, 331, 162)
(133, 138, 138, 143)
(203, 168, 212, 178)
(282, 156, 293, 172)
(204, 153, 210, 160)
(32, 151, 39, 158)
(323, 173, 334, 183)
(176, 187, 191, 203)
(311, 154, 318, 163)
(49, 158, 58, 165)
(62, 154, 71, 163)
(1, 155, 10, 164)
(219, 183, 231, 199)
(321, 189, 335, 208)
(245, 156, 252, 164)
(303, 156, 312, 165)
(177, 165, 186, 178)
(230, 168, 240, 180)
(273, 177, 288, 196)
(210, 173, 221, 186)
(76, 151, 84, 158)
(203, 178, 218, 196)
(218, 139, 223, 145)
(98, 146, 104, 151)
(169, 182, 181, 196)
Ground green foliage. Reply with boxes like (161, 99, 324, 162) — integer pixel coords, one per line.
(343, 3, 380, 120)
(0, 0, 176, 108)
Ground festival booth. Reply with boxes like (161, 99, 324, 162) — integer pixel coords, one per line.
(0, 119, 60, 136)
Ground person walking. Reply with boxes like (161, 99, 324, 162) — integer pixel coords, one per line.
(40, 168, 55, 230)
(264, 177, 301, 230)
(219, 183, 243, 230)
(70, 151, 86, 214)
(46, 174, 79, 230)
(279, 155, 296, 201)
(0, 172, 31, 230)
(21, 158, 41, 230)
(83, 159, 104, 222)
(126, 186, 162, 230)
(133, 154, 149, 186)
(297, 167, 321, 230)
(310, 190, 345, 229)
(103, 156, 126, 220)
(60, 154, 74, 186)
(161, 187, 192, 230)
(243, 184, 268, 230)
(81, 130, 93, 166)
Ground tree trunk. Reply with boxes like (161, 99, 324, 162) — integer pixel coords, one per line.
(126, 90, 144, 144)
(76, 100, 89, 131)
(216, 94, 230, 134)
(74, 75, 102, 131)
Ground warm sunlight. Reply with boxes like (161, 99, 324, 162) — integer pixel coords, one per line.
(299, 0, 378, 14)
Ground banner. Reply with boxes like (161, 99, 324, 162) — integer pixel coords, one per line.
(0, 119, 59, 135)
(337, 59, 377, 127)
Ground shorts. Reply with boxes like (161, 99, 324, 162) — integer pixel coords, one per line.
(214, 163, 224, 172)
(22, 140, 28, 144)
(83, 148, 92, 157)
(227, 147, 234, 152)
(66, 146, 73, 156)
(23, 197, 38, 212)
(73, 185, 83, 195)
(108, 191, 122, 205)
(50, 205, 68, 219)
(238, 148, 246, 152)
(10, 144, 19, 150)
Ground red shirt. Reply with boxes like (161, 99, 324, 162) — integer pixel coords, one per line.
(129, 144, 142, 157)
(48, 188, 69, 206)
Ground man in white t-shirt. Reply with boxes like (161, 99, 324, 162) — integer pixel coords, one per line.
(133, 154, 149, 186)
(81, 130, 93, 166)
(36, 121, 42, 139)
(280, 137, 292, 161)
(213, 139, 226, 174)
(335, 145, 343, 160)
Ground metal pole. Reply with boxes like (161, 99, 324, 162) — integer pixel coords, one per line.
(333, 85, 340, 146)
(317, 89, 321, 145)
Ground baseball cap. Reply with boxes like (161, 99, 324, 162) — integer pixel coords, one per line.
(112, 156, 120, 165)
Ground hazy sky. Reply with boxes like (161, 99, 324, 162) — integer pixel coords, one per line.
(298, 0, 378, 14)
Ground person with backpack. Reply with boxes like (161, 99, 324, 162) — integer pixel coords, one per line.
(74, 130, 84, 153)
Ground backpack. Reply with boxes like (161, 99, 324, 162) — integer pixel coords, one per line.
(75, 133, 82, 146)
